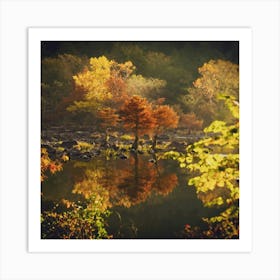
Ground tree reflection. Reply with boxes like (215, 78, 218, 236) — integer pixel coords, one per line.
(72, 151, 178, 209)
(41, 151, 179, 239)
(111, 153, 157, 207)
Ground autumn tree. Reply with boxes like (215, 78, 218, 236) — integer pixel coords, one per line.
(152, 105, 179, 150)
(108, 42, 234, 104)
(119, 95, 156, 150)
(193, 59, 239, 101)
(186, 96, 240, 209)
(65, 55, 169, 136)
(181, 59, 239, 125)
(105, 74, 128, 107)
(166, 95, 239, 238)
(67, 56, 134, 118)
(126, 74, 166, 100)
(67, 56, 112, 113)
(97, 107, 119, 144)
(179, 112, 203, 134)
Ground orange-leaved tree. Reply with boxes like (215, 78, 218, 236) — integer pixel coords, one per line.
(179, 112, 203, 134)
(41, 148, 63, 182)
(152, 105, 179, 150)
(97, 107, 119, 143)
(119, 95, 156, 150)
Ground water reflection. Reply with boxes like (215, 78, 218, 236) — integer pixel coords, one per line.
(60, 152, 178, 210)
(41, 150, 219, 239)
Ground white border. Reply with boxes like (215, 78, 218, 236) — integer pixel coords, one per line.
(28, 27, 252, 253)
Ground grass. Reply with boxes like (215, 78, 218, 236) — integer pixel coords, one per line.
(75, 141, 95, 152)
(56, 147, 65, 152)
(120, 134, 133, 141)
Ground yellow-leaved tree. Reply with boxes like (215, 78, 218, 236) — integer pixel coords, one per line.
(180, 59, 239, 126)
(67, 56, 135, 114)
(167, 95, 239, 238)
(165, 59, 240, 239)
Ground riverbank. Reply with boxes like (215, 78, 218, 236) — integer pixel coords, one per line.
(41, 127, 205, 161)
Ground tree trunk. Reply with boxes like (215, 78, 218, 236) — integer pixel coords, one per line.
(105, 129, 109, 143)
(132, 134, 139, 150)
(152, 134, 158, 151)
(134, 153, 139, 188)
(132, 126, 139, 150)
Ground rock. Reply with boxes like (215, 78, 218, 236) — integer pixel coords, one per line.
(91, 133, 101, 140)
(145, 140, 153, 145)
(92, 150, 101, 156)
(109, 135, 117, 141)
(130, 148, 137, 153)
(80, 153, 92, 161)
(68, 150, 81, 160)
(56, 151, 64, 158)
(158, 134, 170, 140)
(41, 144, 56, 155)
(119, 154, 128, 160)
(100, 141, 110, 148)
(170, 141, 187, 152)
(61, 140, 78, 149)
(112, 144, 119, 151)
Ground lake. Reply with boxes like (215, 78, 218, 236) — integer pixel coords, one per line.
(41, 152, 221, 239)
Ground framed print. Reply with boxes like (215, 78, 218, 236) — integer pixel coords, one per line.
(1, 0, 280, 279)
(28, 27, 252, 253)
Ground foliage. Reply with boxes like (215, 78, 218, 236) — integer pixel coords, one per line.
(186, 96, 239, 206)
(105, 74, 128, 108)
(183, 204, 239, 239)
(187, 97, 239, 237)
(74, 141, 95, 152)
(97, 107, 119, 129)
(41, 195, 111, 239)
(179, 112, 203, 132)
(120, 134, 133, 141)
(41, 54, 86, 125)
(41, 148, 63, 182)
(151, 104, 179, 149)
(181, 59, 239, 125)
(127, 74, 166, 99)
(165, 95, 239, 238)
(193, 59, 239, 100)
(119, 95, 156, 133)
(67, 56, 112, 113)
(153, 105, 179, 133)
(42, 43, 238, 127)
(119, 95, 156, 149)
(41, 42, 240, 239)
(67, 56, 135, 115)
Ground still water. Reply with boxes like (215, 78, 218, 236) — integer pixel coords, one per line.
(41, 152, 220, 239)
